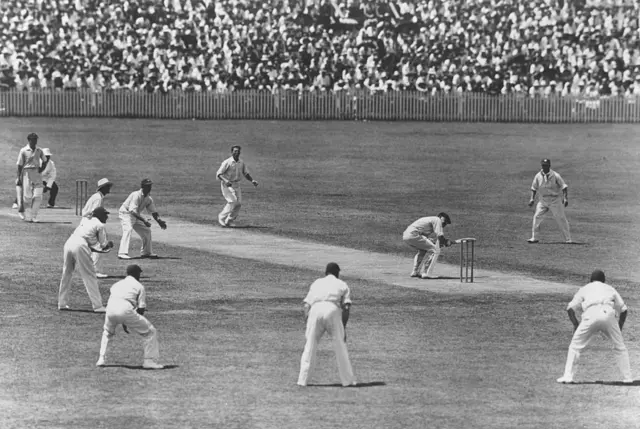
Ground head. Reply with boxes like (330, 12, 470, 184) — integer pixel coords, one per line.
(27, 132, 38, 149)
(541, 158, 551, 173)
(590, 269, 605, 283)
(97, 178, 113, 195)
(325, 262, 341, 278)
(126, 264, 143, 281)
(437, 212, 452, 227)
(91, 206, 109, 223)
(231, 145, 241, 161)
(42, 147, 52, 160)
(140, 178, 153, 195)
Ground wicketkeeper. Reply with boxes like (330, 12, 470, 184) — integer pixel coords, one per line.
(402, 212, 453, 279)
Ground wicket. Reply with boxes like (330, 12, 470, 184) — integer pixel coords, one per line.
(459, 238, 476, 283)
(75, 180, 88, 216)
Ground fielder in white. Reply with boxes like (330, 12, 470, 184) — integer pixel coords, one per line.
(557, 269, 633, 384)
(117, 178, 167, 259)
(40, 148, 58, 208)
(96, 264, 164, 370)
(297, 263, 357, 387)
(528, 158, 571, 243)
(402, 212, 453, 279)
(216, 145, 258, 227)
(16, 132, 49, 222)
(58, 207, 113, 313)
(80, 178, 113, 278)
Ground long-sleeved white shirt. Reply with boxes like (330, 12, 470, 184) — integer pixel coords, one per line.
(82, 191, 106, 218)
(567, 281, 627, 314)
(41, 159, 56, 187)
(70, 217, 109, 249)
(107, 276, 147, 309)
(303, 274, 352, 308)
(531, 169, 568, 203)
(216, 156, 250, 183)
(119, 189, 157, 216)
(403, 216, 444, 238)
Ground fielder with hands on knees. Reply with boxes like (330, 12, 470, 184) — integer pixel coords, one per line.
(297, 262, 357, 387)
(96, 264, 164, 369)
(402, 212, 453, 279)
(16, 132, 49, 222)
(216, 145, 258, 228)
(58, 207, 113, 313)
(557, 269, 633, 384)
(117, 178, 167, 260)
(527, 158, 572, 244)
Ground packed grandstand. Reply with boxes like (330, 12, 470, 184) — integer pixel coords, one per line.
(0, 0, 639, 95)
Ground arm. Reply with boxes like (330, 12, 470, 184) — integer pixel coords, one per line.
(303, 303, 311, 320)
(244, 172, 258, 186)
(129, 210, 151, 226)
(567, 308, 580, 332)
(38, 151, 49, 173)
(342, 303, 351, 327)
(152, 212, 167, 229)
(619, 309, 627, 330)
(562, 187, 568, 207)
(47, 162, 57, 187)
(217, 173, 233, 187)
(529, 189, 537, 207)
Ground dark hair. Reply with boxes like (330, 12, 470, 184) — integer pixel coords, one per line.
(325, 262, 340, 277)
(231, 145, 242, 152)
(590, 269, 605, 283)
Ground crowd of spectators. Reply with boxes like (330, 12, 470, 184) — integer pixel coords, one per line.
(0, 0, 639, 96)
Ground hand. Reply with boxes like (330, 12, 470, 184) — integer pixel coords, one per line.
(157, 219, 167, 230)
(528, 199, 535, 207)
(564, 199, 569, 207)
(225, 181, 233, 187)
(144, 220, 152, 227)
(252, 180, 258, 187)
(38, 168, 44, 173)
(105, 240, 114, 249)
(15, 178, 22, 186)
(122, 324, 130, 334)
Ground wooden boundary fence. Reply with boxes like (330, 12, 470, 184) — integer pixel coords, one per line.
(0, 90, 638, 123)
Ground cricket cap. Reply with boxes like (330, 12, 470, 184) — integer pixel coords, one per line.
(42, 148, 52, 156)
(590, 269, 605, 283)
(325, 262, 341, 277)
(541, 158, 551, 165)
(141, 178, 153, 187)
(91, 207, 109, 217)
(126, 264, 143, 277)
(97, 178, 112, 189)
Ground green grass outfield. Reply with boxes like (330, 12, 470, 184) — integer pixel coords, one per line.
(1, 118, 639, 428)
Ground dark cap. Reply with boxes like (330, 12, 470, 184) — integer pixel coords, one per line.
(325, 262, 340, 277)
(541, 158, 551, 165)
(27, 132, 38, 140)
(141, 178, 153, 187)
(126, 264, 143, 276)
(438, 212, 452, 225)
(91, 206, 110, 217)
(590, 269, 605, 283)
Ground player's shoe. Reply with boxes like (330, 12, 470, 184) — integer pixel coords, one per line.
(218, 217, 227, 227)
(556, 376, 574, 384)
(225, 221, 236, 228)
(58, 305, 71, 311)
(93, 307, 107, 313)
(622, 379, 634, 384)
(31, 217, 39, 223)
(410, 272, 420, 278)
(47, 204, 55, 208)
(18, 212, 25, 220)
(96, 357, 106, 367)
(96, 273, 108, 279)
(12, 203, 18, 209)
(565, 239, 573, 244)
(142, 360, 164, 370)
(117, 254, 132, 260)
(527, 239, 539, 244)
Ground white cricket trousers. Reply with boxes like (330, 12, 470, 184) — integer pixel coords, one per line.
(403, 233, 440, 277)
(118, 213, 153, 256)
(20, 169, 43, 219)
(58, 236, 104, 310)
(99, 300, 159, 362)
(298, 302, 356, 387)
(219, 182, 242, 223)
(531, 200, 571, 241)
(561, 304, 632, 381)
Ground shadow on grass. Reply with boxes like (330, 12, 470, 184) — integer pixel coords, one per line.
(44, 206, 72, 210)
(540, 242, 588, 246)
(99, 275, 157, 280)
(228, 225, 270, 230)
(98, 364, 179, 370)
(570, 380, 638, 386)
(305, 381, 386, 388)
(29, 221, 74, 225)
(58, 308, 100, 314)
(119, 256, 182, 260)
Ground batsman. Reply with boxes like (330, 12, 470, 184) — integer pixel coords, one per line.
(16, 133, 49, 222)
(402, 212, 453, 279)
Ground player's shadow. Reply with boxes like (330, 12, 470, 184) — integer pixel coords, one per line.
(28, 221, 73, 224)
(572, 380, 638, 386)
(305, 381, 386, 388)
(228, 225, 270, 230)
(99, 364, 179, 370)
(44, 206, 71, 210)
(120, 256, 182, 260)
(57, 308, 100, 313)
(542, 242, 588, 246)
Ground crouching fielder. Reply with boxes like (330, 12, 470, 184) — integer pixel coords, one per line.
(96, 264, 164, 369)
(557, 269, 632, 384)
(297, 262, 356, 387)
(402, 212, 452, 279)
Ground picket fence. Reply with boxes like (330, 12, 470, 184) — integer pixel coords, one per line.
(0, 90, 638, 122)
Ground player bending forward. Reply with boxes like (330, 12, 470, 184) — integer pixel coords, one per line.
(96, 264, 164, 369)
(402, 212, 453, 279)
